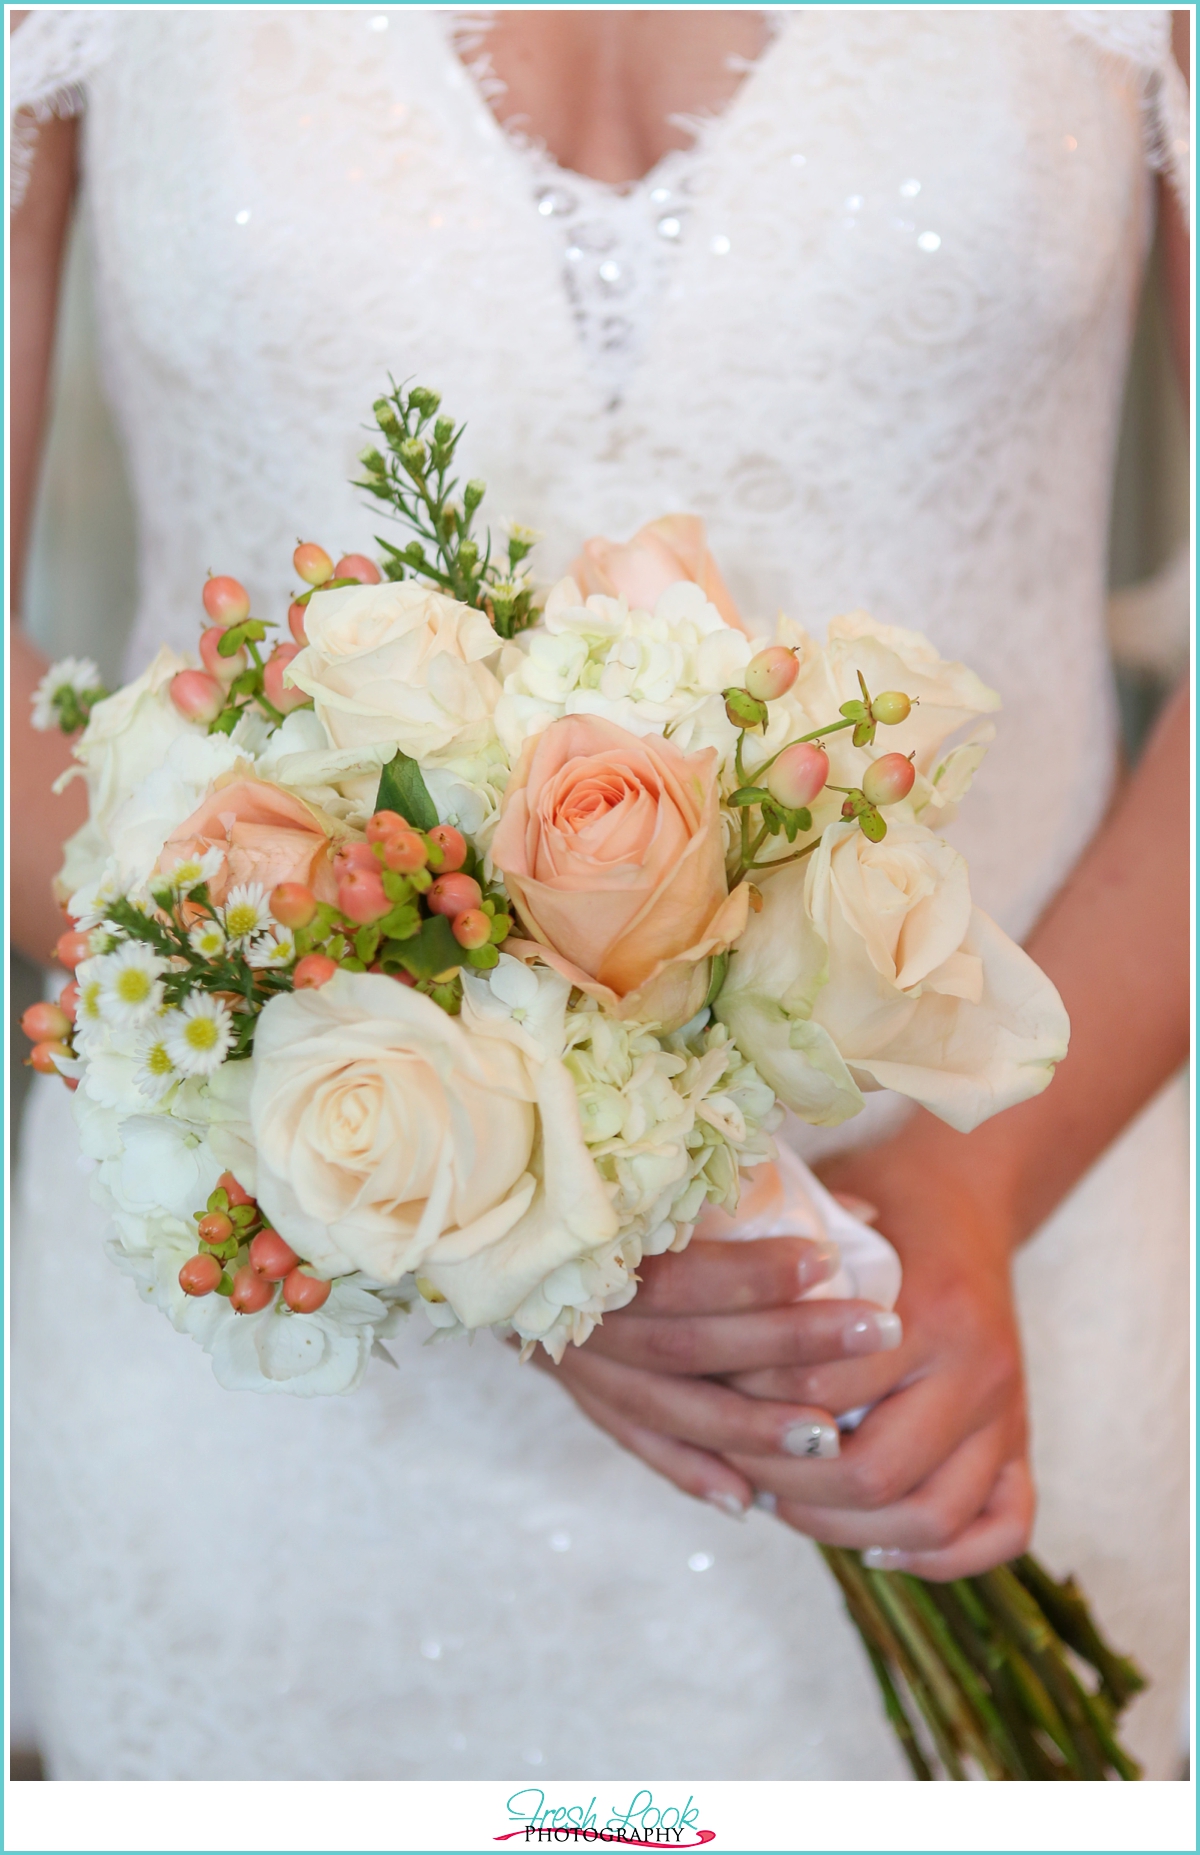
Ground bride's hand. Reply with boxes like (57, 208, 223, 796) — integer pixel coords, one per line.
(532, 1233, 903, 1518)
(727, 1143, 1032, 1580)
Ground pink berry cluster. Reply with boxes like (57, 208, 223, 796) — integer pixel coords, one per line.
(20, 981, 80, 1088)
(170, 542, 382, 735)
(179, 1169, 332, 1315)
(275, 806, 511, 1006)
(722, 648, 918, 875)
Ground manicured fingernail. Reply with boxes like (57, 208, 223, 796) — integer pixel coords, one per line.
(843, 1310, 902, 1354)
(797, 1236, 839, 1292)
(862, 1546, 910, 1571)
(753, 1490, 778, 1514)
(705, 1490, 748, 1520)
(782, 1419, 840, 1459)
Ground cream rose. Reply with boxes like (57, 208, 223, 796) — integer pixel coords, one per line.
(491, 714, 748, 1030)
(56, 645, 197, 846)
(285, 580, 504, 764)
(570, 514, 746, 634)
(716, 818, 1069, 1132)
(248, 973, 617, 1309)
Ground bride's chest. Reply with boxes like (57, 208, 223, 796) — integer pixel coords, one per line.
(86, 9, 1146, 413)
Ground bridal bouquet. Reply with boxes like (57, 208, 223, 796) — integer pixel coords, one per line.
(28, 383, 1143, 1779)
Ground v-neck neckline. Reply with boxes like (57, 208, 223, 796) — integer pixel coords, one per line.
(439, 9, 790, 206)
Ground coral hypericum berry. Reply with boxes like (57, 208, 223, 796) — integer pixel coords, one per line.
(179, 1253, 223, 1297)
(263, 643, 309, 715)
(282, 1269, 332, 1313)
(287, 600, 309, 647)
(332, 553, 382, 586)
(54, 930, 93, 970)
(366, 810, 409, 844)
(861, 753, 916, 806)
(451, 909, 491, 950)
(202, 575, 250, 627)
(170, 669, 225, 724)
(427, 825, 467, 872)
(271, 882, 317, 929)
(58, 982, 80, 1022)
(744, 646, 799, 704)
(197, 1211, 234, 1244)
(21, 1001, 72, 1043)
(200, 625, 248, 688)
(293, 542, 334, 587)
(379, 831, 429, 874)
(231, 1265, 275, 1314)
(28, 1040, 71, 1075)
(767, 742, 829, 810)
(337, 869, 390, 925)
(427, 873, 482, 919)
(871, 690, 912, 727)
(293, 954, 339, 989)
(217, 1170, 256, 1208)
(249, 1229, 300, 1281)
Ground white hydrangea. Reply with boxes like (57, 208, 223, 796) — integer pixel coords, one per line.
(493, 577, 753, 774)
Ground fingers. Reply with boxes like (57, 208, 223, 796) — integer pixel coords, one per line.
(854, 1458, 1037, 1582)
(548, 1342, 841, 1461)
(728, 1351, 911, 1418)
(767, 1421, 1011, 1554)
(585, 1296, 903, 1377)
(565, 1378, 755, 1516)
(624, 1235, 836, 1317)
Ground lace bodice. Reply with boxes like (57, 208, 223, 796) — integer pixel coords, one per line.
(11, 8, 1187, 951)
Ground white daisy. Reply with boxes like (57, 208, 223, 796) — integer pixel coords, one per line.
(188, 919, 228, 960)
(222, 883, 272, 946)
(163, 994, 235, 1076)
(31, 657, 104, 731)
(96, 942, 167, 1026)
(246, 926, 296, 969)
(72, 956, 108, 1045)
(67, 864, 123, 932)
(159, 846, 226, 895)
(134, 1027, 179, 1102)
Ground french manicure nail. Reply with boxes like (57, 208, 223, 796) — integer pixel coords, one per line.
(705, 1490, 748, 1520)
(782, 1419, 840, 1459)
(862, 1546, 909, 1571)
(753, 1490, 778, 1514)
(797, 1236, 839, 1292)
(843, 1310, 902, 1355)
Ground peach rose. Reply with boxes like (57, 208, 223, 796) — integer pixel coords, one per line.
(157, 778, 346, 906)
(570, 514, 746, 634)
(491, 715, 748, 1030)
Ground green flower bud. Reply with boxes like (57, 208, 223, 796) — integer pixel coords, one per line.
(463, 479, 486, 513)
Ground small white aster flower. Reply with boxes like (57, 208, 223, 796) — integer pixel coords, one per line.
(163, 994, 235, 1076)
(67, 865, 123, 932)
(134, 1028, 179, 1102)
(96, 941, 167, 1026)
(188, 920, 228, 960)
(73, 958, 108, 1038)
(31, 657, 104, 731)
(246, 926, 296, 969)
(160, 846, 226, 894)
(222, 883, 272, 946)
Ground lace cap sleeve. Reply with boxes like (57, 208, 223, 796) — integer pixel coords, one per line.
(1065, 9, 1191, 231)
(10, 8, 116, 210)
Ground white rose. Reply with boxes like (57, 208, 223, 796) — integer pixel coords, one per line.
(60, 646, 197, 841)
(248, 973, 617, 1317)
(104, 730, 247, 886)
(285, 580, 504, 766)
(716, 819, 1069, 1133)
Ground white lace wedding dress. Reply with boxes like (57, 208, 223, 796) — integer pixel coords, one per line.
(12, 7, 1190, 1779)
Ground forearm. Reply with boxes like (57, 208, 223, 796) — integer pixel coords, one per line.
(12, 629, 89, 961)
(826, 683, 1190, 1245)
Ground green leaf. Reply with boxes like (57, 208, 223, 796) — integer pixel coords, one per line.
(465, 943, 500, 970)
(375, 751, 439, 832)
(729, 786, 771, 808)
(218, 619, 267, 655)
(378, 903, 422, 942)
(355, 924, 382, 966)
(392, 914, 462, 982)
(839, 699, 868, 722)
(704, 951, 729, 1009)
(214, 1274, 234, 1297)
(852, 719, 877, 749)
(858, 805, 887, 842)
